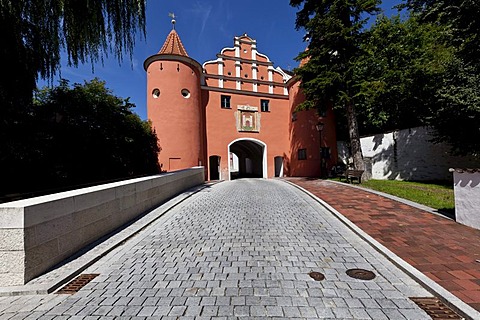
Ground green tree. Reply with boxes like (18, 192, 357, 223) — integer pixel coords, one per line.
(290, 0, 380, 173)
(432, 59, 480, 157)
(403, 0, 480, 157)
(355, 15, 453, 134)
(0, 0, 146, 135)
(6, 78, 159, 196)
(404, 0, 480, 67)
(0, 0, 145, 107)
(0, 0, 147, 198)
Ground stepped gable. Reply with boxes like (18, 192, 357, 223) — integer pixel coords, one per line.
(158, 29, 189, 57)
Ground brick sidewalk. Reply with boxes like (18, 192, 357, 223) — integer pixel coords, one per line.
(287, 178, 480, 312)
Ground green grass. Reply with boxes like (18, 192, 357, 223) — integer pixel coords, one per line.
(359, 179, 454, 211)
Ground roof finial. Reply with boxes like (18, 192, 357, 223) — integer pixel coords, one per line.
(168, 12, 176, 30)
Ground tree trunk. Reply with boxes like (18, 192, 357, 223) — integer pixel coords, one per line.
(346, 100, 366, 174)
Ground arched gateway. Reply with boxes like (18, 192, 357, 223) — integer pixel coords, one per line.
(228, 138, 267, 180)
(145, 28, 338, 181)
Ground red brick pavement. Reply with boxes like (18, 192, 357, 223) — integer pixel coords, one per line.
(287, 178, 480, 312)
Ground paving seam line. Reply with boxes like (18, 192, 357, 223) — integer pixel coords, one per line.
(0, 181, 218, 297)
(283, 179, 479, 320)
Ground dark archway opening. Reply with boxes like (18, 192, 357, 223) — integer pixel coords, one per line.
(229, 140, 264, 180)
(274, 156, 284, 177)
(209, 155, 220, 180)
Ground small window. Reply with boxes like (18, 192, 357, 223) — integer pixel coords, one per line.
(181, 89, 190, 98)
(261, 99, 270, 112)
(298, 148, 307, 160)
(152, 88, 160, 99)
(221, 95, 231, 109)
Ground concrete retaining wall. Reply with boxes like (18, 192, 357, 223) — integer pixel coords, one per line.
(451, 170, 480, 230)
(338, 127, 479, 181)
(0, 167, 204, 286)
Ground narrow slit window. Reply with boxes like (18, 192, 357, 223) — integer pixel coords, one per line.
(261, 99, 270, 112)
(298, 148, 307, 160)
(221, 95, 231, 109)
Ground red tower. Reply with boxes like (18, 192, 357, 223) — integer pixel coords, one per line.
(144, 27, 205, 172)
(145, 25, 338, 180)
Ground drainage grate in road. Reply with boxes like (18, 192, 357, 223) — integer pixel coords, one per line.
(346, 268, 376, 280)
(56, 274, 99, 294)
(308, 271, 325, 281)
(410, 297, 462, 319)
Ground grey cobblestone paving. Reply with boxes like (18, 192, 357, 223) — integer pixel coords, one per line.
(0, 179, 433, 319)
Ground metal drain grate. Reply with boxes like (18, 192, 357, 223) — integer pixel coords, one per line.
(308, 271, 325, 281)
(346, 268, 376, 280)
(56, 274, 99, 294)
(410, 297, 462, 319)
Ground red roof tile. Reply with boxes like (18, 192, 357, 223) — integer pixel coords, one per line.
(158, 29, 188, 57)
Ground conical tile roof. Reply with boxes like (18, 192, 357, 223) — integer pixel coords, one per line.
(158, 29, 189, 57)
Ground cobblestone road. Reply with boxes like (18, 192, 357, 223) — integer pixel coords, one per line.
(0, 179, 433, 319)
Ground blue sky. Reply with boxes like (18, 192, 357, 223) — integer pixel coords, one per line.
(37, 0, 402, 121)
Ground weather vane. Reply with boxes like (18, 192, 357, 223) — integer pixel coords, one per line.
(168, 12, 176, 29)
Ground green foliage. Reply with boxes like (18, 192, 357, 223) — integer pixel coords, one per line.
(2, 79, 159, 197)
(0, 0, 145, 113)
(432, 60, 480, 156)
(403, 0, 480, 157)
(360, 179, 454, 211)
(405, 0, 480, 67)
(355, 15, 454, 134)
(0, 0, 149, 197)
(290, 0, 380, 171)
(290, 0, 380, 108)
(1, 0, 145, 79)
(291, 1, 480, 158)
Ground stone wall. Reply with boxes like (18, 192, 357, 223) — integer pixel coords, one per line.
(0, 167, 204, 286)
(451, 169, 480, 230)
(338, 127, 479, 181)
